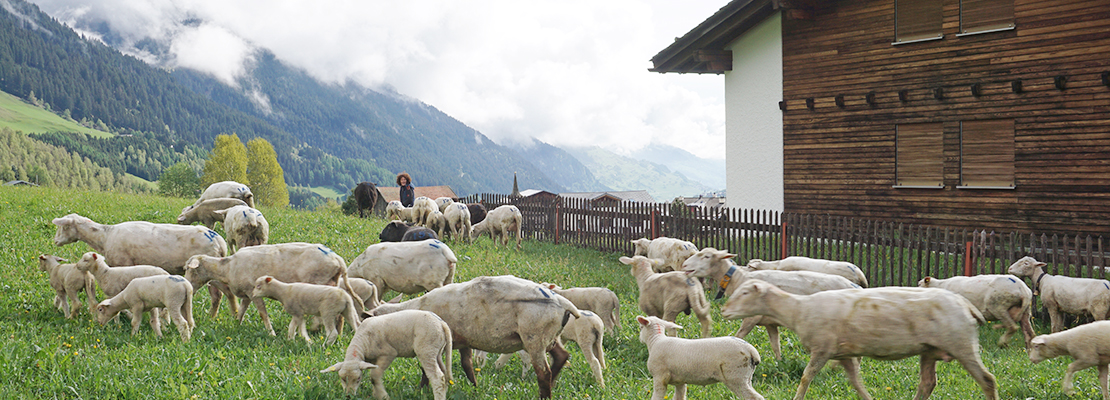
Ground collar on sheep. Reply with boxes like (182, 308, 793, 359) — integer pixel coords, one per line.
(714, 264, 738, 300)
(1033, 270, 1049, 296)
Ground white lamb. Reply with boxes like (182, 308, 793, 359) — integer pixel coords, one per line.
(385, 201, 414, 223)
(251, 276, 361, 346)
(632, 237, 698, 273)
(495, 310, 607, 387)
(347, 239, 457, 302)
(620, 255, 712, 338)
(470, 204, 523, 249)
(1028, 320, 1110, 399)
(442, 202, 472, 242)
(188, 180, 254, 209)
(411, 196, 438, 227)
(37, 254, 95, 319)
(425, 210, 447, 238)
(544, 283, 620, 334)
(76, 251, 169, 310)
(919, 274, 1034, 347)
(1008, 255, 1110, 333)
(747, 256, 869, 287)
(321, 309, 453, 400)
(215, 205, 269, 253)
(175, 198, 247, 229)
(637, 315, 764, 400)
(434, 197, 455, 212)
(94, 275, 195, 341)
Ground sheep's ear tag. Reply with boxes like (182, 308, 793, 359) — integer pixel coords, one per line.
(548, 284, 556, 289)
(92, 253, 98, 260)
(924, 277, 931, 283)
(265, 277, 272, 283)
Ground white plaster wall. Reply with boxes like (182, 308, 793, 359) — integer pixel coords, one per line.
(724, 12, 783, 212)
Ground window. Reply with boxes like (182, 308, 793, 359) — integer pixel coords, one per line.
(895, 0, 943, 43)
(960, 120, 1015, 188)
(960, 0, 1015, 35)
(896, 123, 944, 187)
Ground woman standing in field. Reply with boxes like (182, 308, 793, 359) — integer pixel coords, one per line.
(397, 172, 415, 207)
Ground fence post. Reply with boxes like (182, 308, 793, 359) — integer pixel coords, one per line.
(554, 200, 561, 245)
(651, 209, 659, 239)
(964, 241, 974, 276)
(781, 221, 788, 258)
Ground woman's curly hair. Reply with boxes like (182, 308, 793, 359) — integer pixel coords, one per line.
(396, 172, 412, 186)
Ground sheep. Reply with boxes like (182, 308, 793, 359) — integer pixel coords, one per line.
(681, 247, 858, 359)
(620, 255, 712, 338)
(385, 201, 414, 223)
(370, 275, 581, 399)
(443, 202, 472, 242)
(747, 256, 869, 288)
(434, 196, 455, 212)
(378, 221, 438, 242)
(470, 204, 523, 249)
(175, 198, 247, 229)
(1008, 255, 1110, 333)
(76, 251, 169, 311)
(467, 202, 488, 225)
(919, 274, 1034, 347)
(37, 254, 95, 319)
(183, 242, 361, 336)
(347, 239, 457, 302)
(637, 315, 764, 400)
(251, 276, 361, 346)
(495, 310, 607, 387)
(94, 275, 195, 341)
(342, 277, 382, 311)
(425, 210, 448, 238)
(214, 205, 269, 253)
(353, 182, 379, 218)
(189, 180, 254, 209)
(631, 237, 698, 273)
(721, 279, 998, 400)
(543, 283, 620, 334)
(411, 196, 438, 227)
(1028, 320, 1110, 399)
(321, 309, 453, 400)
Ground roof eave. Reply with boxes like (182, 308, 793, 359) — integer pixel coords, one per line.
(649, 0, 778, 74)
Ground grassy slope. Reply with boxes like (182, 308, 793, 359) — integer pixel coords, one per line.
(0, 186, 1098, 399)
(305, 186, 344, 200)
(0, 91, 113, 138)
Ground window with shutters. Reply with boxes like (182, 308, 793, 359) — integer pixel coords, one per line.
(960, 119, 1015, 188)
(894, 0, 943, 44)
(895, 123, 944, 188)
(960, 0, 1015, 35)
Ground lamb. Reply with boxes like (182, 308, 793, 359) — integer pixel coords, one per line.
(721, 279, 998, 400)
(747, 256, 869, 288)
(76, 252, 169, 310)
(434, 196, 455, 212)
(620, 255, 712, 338)
(1028, 320, 1110, 399)
(442, 202, 472, 242)
(321, 309, 453, 400)
(214, 205, 269, 253)
(385, 201, 414, 223)
(347, 239, 457, 302)
(188, 180, 254, 209)
(919, 274, 1034, 347)
(425, 210, 448, 238)
(681, 248, 858, 359)
(251, 276, 361, 346)
(37, 254, 95, 319)
(631, 237, 698, 273)
(175, 198, 247, 229)
(183, 242, 361, 336)
(1008, 255, 1110, 333)
(377, 221, 438, 242)
(495, 310, 607, 387)
(370, 275, 581, 399)
(94, 275, 195, 341)
(411, 196, 438, 227)
(470, 204, 523, 249)
(544, 283, 620, 334)
(637, 315, 764, 400)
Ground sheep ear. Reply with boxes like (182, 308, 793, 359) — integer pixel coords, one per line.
(636, 316, 650, 326)
(388, 294, 403, 304)
(51, 217, 67, 226)
(320, 363, 343, 373)
(214, 209, 227, 216)
(1031, 337, 1046, 346)
(1035, 262, 1047, 268)
(358, 361, 378, 370)
(618, 256, 633, 265)
(665, 321, 684, 330)
(717, 251, 735, 260)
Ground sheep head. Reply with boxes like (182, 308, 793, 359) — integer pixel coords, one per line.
(720, 279, 781, 321)
(321, 360, 378, 395)
(51, 214, 88, 246)
(1007, 256, 1046, 277)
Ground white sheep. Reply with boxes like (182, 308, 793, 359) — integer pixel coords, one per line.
(425, 209, 447, 238)
(470, 204, 523, 249)
(94, 275, 195, 341)
(722, 279, 998, 400)
(76, 251, 169, 307)
(411, 196, 438, 227)
(176, 197, 247, 229)
(495, 310, 607, 387)
(544, 283, 620, 334)
(385, 201, 414, 223)
(251, 276, 361, 346)
(347, 239, 457, 302)
(214, 205, 269, 253)
(1008, 255, 1110, 333)
(321, 309, 453, 400)
(620, 255, 712, 338)
(341, 277, 382, 311)
(1028, 320, 1110, 399)
(747, 256, 869, 287)
(637, 315, 764, 400)
(631, 237, 698, 273)
(37, 254, 95, 319)
(434, 197, 455, 212)
(919, 274, 1034, 347)
(442, 202, 472, 242)
(189, 180, 254, 209)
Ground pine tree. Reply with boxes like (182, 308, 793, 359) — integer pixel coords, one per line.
(247, 137, 288, 208)
(201, 133, 248, 187)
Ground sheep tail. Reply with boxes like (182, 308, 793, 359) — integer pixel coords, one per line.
(441, 321, 454, 386)
(555, 295, 581, 319)
(688, 282, 711, 318)
(338, 270, 365, 316)
(610, 302, 621, 333)
(343, 290, 361, 330)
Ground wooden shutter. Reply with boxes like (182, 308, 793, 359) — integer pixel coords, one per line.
(961, 0, 1015, 34)
(961, 120, 1015, 187)
(896, 0, 943, 42)
(896, 123, 944, 186)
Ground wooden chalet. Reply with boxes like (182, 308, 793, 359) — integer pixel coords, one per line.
(652, 0, 1110, 235)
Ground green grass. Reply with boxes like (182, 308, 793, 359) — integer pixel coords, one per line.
(0, 91, 114, 138)
(304, 186, 344, 201)
(1, 186, 1105, 399)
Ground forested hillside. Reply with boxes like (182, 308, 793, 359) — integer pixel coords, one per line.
(0, 127, 147, 192)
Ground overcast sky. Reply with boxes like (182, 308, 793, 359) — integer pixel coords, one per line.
(30, 0, 728, 160)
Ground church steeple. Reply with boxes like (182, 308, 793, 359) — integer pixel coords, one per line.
(510, 172, 521, 197)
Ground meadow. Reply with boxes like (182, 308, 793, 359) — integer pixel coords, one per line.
(0, 186, 1102, 399)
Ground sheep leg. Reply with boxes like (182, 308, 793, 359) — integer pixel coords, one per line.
(253, 298, 276, 336)
(1064, 359, 1099, 396)
(168, 306, 190, 342)
(734, 316, 762, 338)
(992, 304, 1020, 347)
(1100, 364, 1110, 400)
(724, 371, 765, 400)
(323, 315, 340, 346)
(370, 356, 395, 400)
(53, 293, 65, 312)
(150, 308, 164, 338)
(84, 279, 97, 315)
(661, 309, 681, 337)
(547, 339, 571, 387)
(767, 325, 783, 359)
(530, 346, 554, 399)
(64, 289, 79, 319)
(493, 352, 516, 370)
(236, 296, 253, 322)
(956, 353, 998, 400)
(838, 357, 871, 400)
(673, 383, 687, 400)
(650, 379, 670, 400)
(912, 354, 938, 400)
(417, 348, 448, 400)
(129, 305, 145, 335)
(459, 348, 478, 385)
(793, 353, 831, 400)
(1017, 306, 1035, 348)
(1047, 303, 1065, 333)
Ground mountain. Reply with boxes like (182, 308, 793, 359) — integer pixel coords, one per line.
(564, 146, 713, 202)
(509, 139, 608, 192)
(628, 144, 726, 191)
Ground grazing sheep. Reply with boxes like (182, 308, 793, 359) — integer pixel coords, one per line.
(467, 203, 488, 225)
(637, 316, 764, 400)
(175, 198, 247, 229)
(94, 275, 194, 341)
(544, 283, 620, 334)
(189, 180, 254, 209)
(251, 276, 361, 346)
(425, 210, 448, 238)
(495, 310, 607, 387)
(1008, 256, 1110, 333)
(76, 252, 169, 309)
(1028, 320, 1110, 399)
(347, 239, 457, 302)
(470, 204, 523, 249)
(919, 275, 1034, 347)
(37, 254, 95, 319)
(411, 196, 438, 227)
(620, 255, 712, 338)
(682, 248, 858, 359)
(385, 201, 414, 223)
(321, 309, 453, 400)
(370, 275, 581, 399)
(443, 202, 472, 242)
(434, 197, 455, 212)
(721, 279, 998, 400)
(747, 256, 869, 288)
(214, 205, 269, 253)
(353, 182, 379, 218)
(631, 237, 698, 273)
(378, 221, 438, 242)
(342, 277, 382, 311)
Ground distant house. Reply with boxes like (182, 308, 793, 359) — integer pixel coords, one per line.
(3, 180, 38, 186)
(378, 185, 458, 202)
(680, 195, 727, 211)
(651, 0, 1110, 235)
(560, 190, 655, 205)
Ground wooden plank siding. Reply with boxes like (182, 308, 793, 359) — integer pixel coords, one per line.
(779, 0, 1110, 236)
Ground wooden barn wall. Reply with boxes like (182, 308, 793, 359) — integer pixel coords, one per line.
(779, 0, 1110, 236)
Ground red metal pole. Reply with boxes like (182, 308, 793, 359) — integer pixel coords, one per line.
(781, 221, 788, 259)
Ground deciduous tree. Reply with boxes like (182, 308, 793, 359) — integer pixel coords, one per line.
(247, 137, 288, 207)
(201, 133, 247, 187)
(159, 162, 200, 198)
